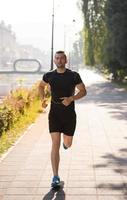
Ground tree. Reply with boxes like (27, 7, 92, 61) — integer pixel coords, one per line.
(105, 0, 127, 80)
(81, 0, 107, 66)
(70, 32, 84, 69)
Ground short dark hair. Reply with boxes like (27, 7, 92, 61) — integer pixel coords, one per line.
(55, 51, 67, 59)
(55, 50, 65, 54)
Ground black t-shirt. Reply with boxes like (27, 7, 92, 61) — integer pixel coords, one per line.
(42, 68, 83, 110)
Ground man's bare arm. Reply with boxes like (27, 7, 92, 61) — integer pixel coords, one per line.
(71, 82, 87, 101)
(38, 80, 48, 100)
(38, 80, 50, 108)
(60, 83, 87, 106)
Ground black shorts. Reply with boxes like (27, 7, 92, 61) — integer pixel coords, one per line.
(48, 104, 76, 136)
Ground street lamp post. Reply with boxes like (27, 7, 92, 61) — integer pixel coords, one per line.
(50, 0, 54, 70)
(64, 19, 76, 68)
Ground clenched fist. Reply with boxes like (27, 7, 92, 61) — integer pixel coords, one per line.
(60, 96, 73, 106)
(41, 99, 48, 108)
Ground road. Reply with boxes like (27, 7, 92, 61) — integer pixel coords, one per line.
(0, 68, 127, 199)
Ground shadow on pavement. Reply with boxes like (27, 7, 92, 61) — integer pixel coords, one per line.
(42, 181, 65, 200)
(93, 147, 127, 197)
(78, 81, 127, 121)
(77, 72, 127, 197)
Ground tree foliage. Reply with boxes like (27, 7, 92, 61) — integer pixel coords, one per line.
(105, 0, 127, 80)
(81, 0, 107, 66)
(81, 0, 127, 80)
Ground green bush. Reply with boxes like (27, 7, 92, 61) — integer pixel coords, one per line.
(0, 82, 50, 137)
(0, 106, 13, 136)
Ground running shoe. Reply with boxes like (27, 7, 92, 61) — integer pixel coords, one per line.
(51, 175, 60, 188)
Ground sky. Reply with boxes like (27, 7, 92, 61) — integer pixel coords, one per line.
(0, 0, 83, 53)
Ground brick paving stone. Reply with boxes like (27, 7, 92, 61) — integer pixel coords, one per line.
(0, 189, 6, 195)
(66, 187, 97, 195)
(33, 195, 65, 200)
(69, 169, 94, 176)
(68, 175, 95, 181)
(0, 176, 15, 182)
(38, 181, 51, 188)
(14, 175, 41, 181)
(3, 195, 34, 200)
(0, 182, 11, 189)
(67, 180, 96, 188)
(98, 196, 127, 200)
(6, 187, 37, 195)
(97, 187, 126, 195)
(9, 181, 39, 188)
(66, 196, 98, 200)
(0, 195, 3, 200)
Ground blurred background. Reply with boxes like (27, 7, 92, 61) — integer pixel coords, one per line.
(0, 0, 84, 100)
(0, 0, 127, 100)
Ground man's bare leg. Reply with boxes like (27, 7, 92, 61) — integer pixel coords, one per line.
(63, 134, 73, 149)
(50, 132, 61, 176)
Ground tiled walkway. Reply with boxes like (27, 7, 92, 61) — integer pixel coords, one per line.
(0, 69, 127, 200)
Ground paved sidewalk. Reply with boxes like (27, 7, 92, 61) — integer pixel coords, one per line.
(0, 69, 127, 200)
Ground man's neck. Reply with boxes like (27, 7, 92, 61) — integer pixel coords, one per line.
(56, 67, 66, 73)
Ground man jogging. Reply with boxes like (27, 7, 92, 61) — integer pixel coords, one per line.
(39, 50, 87, 188)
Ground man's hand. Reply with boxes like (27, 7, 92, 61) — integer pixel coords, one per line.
(60, 96, 73, 106)
(41, 99, 48, 108)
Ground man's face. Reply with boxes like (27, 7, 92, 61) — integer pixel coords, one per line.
(54, 53, 67, 68)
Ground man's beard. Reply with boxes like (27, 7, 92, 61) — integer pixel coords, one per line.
(56, 64, 65, 68)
